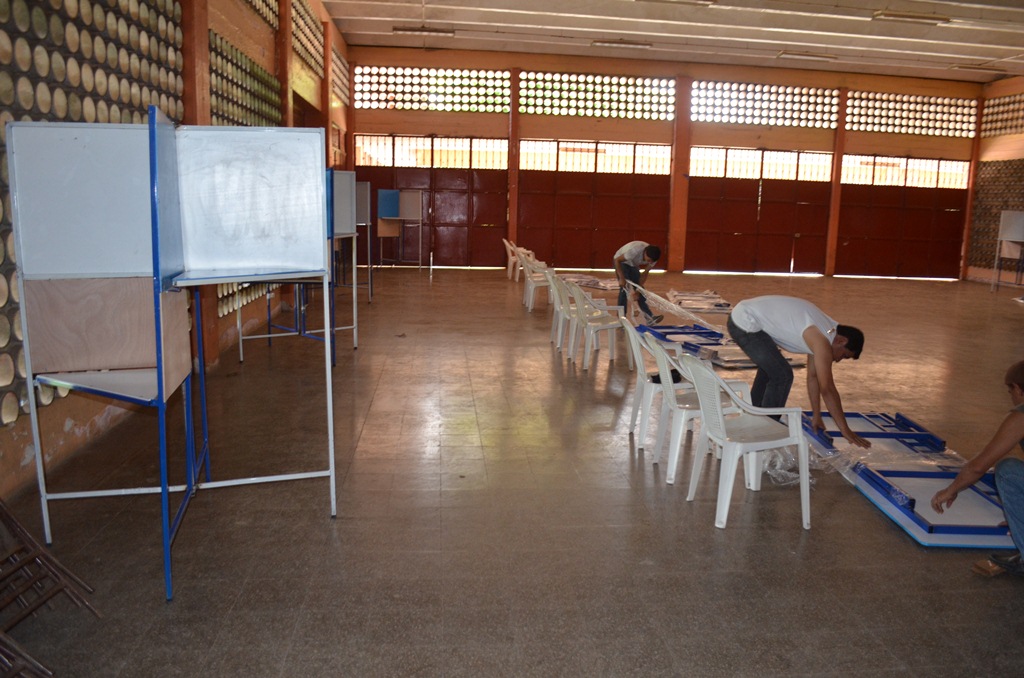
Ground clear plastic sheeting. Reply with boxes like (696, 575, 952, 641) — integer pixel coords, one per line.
(818, 439, 965, 483)
(761, 445, 831, 486)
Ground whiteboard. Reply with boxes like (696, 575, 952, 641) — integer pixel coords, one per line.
(332, 171, 357, 235)
(8, 123, 153, 279)
(175, 127, 327, 276)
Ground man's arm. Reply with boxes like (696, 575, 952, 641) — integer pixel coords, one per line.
(931, 410, 1024, 513)
(613, 254, 626, 287)
(804, 328, 870, 448)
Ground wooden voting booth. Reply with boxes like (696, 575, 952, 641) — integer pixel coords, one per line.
(8, 108, 337, 600)
(377, 189, 425, 267)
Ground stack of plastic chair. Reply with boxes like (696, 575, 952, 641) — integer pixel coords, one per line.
(681, 354, 811, 530)
(545, 269, 576, 351)
(564, 280, 622, 370)
(517, 248, 551, 312)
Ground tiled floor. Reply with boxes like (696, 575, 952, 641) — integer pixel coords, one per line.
(6, 268, 1024, 677)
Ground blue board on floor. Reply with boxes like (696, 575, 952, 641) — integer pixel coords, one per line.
(804, 412, 1014, 549)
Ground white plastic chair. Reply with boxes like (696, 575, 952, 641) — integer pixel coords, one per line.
(545, 269, 573, 351)
(681, 354, 811, 530)
(564, 280, 621, 369)
(502, 238, 524, 281)
(639, 333, 710, 481)
(517, 248, 551, 312)
(620, 318, 693, 448)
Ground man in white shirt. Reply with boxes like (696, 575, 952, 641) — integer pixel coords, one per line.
(614, 241, 662, 324)
(727, 295, 870, 448)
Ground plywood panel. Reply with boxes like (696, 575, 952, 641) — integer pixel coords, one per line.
(24, 278, 158, 373)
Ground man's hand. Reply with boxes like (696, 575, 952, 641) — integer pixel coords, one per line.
(810, 413, 826, 435)
(841, 428, 871, 448)
(931, 487, 957, 514)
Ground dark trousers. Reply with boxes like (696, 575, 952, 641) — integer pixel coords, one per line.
(727, 315, 794, 409)
(617, 263, 653, 317)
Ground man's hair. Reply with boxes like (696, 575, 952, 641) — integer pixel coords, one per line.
(644, 245, 661, 261)
(1006, 360, 1024, 390)
(836, 325, 864, 359)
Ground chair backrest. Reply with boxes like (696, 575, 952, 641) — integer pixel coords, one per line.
(502, 238, 516, 259)
(620, 318, 647, 373)
(681, 354, 730, 443)
(641, 333, 686, 405)
(544, 269, 568, 313)
(564, 280, 597, 322)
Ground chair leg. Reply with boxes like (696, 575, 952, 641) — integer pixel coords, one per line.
(665, 412, 689, 485)
(651, 397, 670, 461)
(583, 330, 595, 370)
(799, 440, 811, 530)
(636, 384, 657, 448)
(686, 437, 710, 501)
(744, 451, 764, 491)
(715, 447, 742, 528)
(628, 377, 644, 432)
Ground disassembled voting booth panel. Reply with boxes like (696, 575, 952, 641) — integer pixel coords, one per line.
(805, 412, 1014, 549)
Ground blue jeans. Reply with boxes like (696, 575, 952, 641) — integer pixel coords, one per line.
(617, 263, 653, 317)
(727, 315, 794, 409)
(995, 457, 1024, 556)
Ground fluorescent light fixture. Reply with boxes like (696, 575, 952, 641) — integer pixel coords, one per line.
(777, 50, 837, 62)
(392, 25, 456, 37)
(633, 0, 717, 5)
(872, 10, 951, 25)
(952, 64, 1006, 74)
(591, 39, 653, 49)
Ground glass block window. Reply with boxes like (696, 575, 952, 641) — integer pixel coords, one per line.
(433, 138, 471, 169)
(520, 72, 675, 120)
(331, 48, 350, 107)
(354, 135, 393, 166)
(846, 91, 977, 138)
(473, 139, 509, 170)
(291, 0, 324, 79)
(354, 67, 511, 112)
(636, 144, 671, 175)
(980, 93, 1024, 138)
(209, 32, 282, 127)
(558, 142, 596, 172)
(520, 140, 557, 170)
(691, 82, 838, 129)
(762, 151, 798, 180)
(798, 153, 833, 182)
(690, 146, 727, 177)
(246, 0, 278, 30)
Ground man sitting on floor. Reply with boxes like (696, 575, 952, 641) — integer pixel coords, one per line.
(932, 360, 1024, 576)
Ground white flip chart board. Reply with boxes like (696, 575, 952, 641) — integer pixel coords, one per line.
(175, 127, 327, 278)
(8, 123, 153, 279)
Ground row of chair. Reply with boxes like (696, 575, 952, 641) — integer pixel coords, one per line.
(501, 240, 810, 529)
